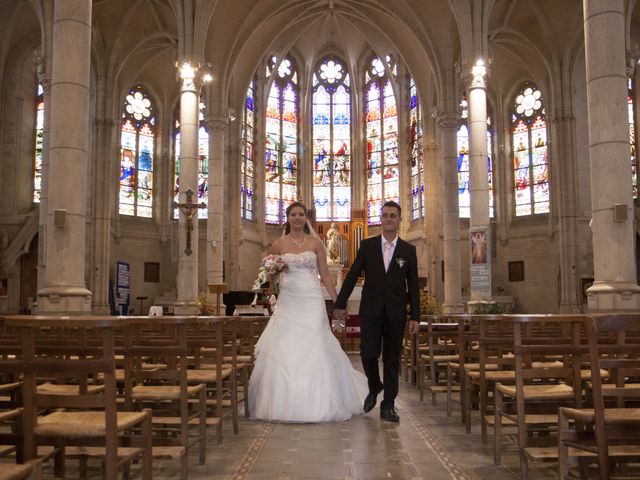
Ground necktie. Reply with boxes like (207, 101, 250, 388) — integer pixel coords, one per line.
(383, 241, 393, 272)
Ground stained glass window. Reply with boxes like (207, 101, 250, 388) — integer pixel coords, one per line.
(409, 77, 424, 220)
(629, 78, 637, 198)
(119, 85, 155, 217)
(173, 103, 209, 219)
(241, 79, 256, 221)
(366, 55, 399, 225)
(456, 101, 494, 218)
(34, 83, 44, 203)
(312, 56, 351, 221)
(512, 83, 549, 216)
(264, 56, 298, 224)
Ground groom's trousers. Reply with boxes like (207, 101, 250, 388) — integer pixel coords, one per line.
(360, 307, 406, 408)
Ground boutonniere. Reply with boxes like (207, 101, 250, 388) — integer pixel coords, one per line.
(395, 258, 406, 268)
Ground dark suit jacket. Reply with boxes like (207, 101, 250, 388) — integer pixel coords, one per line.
(335, 235, 421, 321)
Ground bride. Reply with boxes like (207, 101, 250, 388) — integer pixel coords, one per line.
(248, 201, 367, 422)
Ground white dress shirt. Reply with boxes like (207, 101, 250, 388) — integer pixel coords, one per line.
(381, 235, 398, 272)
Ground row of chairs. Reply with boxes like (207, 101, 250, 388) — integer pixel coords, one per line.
(404, 313, 640, 480)
(0, 314, 269, 480)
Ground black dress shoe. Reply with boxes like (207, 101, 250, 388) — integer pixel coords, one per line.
(380, 406, 400, 422)
(363, 384, 384, 413)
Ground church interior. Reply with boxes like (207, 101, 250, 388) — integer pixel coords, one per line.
(1, 0, 640, 479)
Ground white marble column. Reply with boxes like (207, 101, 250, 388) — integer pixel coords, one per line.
(438, 114, 464, 313)
(37, 0, 92, 313)
(467, 61, 492, 304)
(206, 115, 228, 295)
(583, 0, 640, 310)
(174, 66, 201, 315)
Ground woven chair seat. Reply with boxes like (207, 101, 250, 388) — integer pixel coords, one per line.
(0, 463, 33, 480)
(224, 355, 252, 363)
(35, 411, 149, 438)
(579, 369, 609, 380)
(420, 354, 458, 362)
(448, 362, 500, 371)
(497, 383, 574, 400)
(561, 407, 640, 425)
(0, 408, 22, 422)
(186, 368, 233, 384)
(131, 384, 204, 401)
(467, 370, 515, 381)
(97, 369, 125, 382)
(37, 383, 105, 395)
(0, 383, 21, 394)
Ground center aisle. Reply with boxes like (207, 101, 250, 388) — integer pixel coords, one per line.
(166, 355, 559, 480)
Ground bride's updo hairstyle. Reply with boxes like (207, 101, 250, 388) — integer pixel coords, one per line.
(284, 201, 311, 235)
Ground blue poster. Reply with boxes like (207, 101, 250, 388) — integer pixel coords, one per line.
(116, 261, 130, 315)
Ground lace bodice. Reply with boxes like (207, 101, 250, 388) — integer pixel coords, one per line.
(282, 250, 318, 272)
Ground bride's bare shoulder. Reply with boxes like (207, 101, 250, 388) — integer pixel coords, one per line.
(271, 237, 285, 254)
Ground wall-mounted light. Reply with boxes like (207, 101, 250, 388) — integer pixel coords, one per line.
(180, 62, 196, 80)
(472, 58, 486, 78)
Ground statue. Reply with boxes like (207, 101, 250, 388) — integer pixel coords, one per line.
(326, 222, 341, 264)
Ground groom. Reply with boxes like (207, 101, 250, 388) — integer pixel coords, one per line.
(334, 201, 420, 422)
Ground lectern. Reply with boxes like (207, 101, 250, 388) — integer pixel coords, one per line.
(208, 283, 229, 315)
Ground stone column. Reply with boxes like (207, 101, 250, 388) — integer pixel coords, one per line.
(174, 66, 201, 315)
(90, 115, 116, 314)
(552, 111, 581, 312)
(423, 139, 442, 298)
(206, 115, 228, 296)
(438, 114, 464, 313)
(467, 61, 492, 305)
(37, 0, 92, 313)
(583, 0, 640, 310)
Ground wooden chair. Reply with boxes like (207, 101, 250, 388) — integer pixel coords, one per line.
(124, 316, 207, 480)
(463, 315, 515, 443)
(558, 313, 640, 480)
(0, 463, 33, 480)
(187, 317, 237, 445)
(493, 314, 586, 480)
(417, 316, 459, 405)
(6, 315, 152, 480)
(446, 314, 497, 420)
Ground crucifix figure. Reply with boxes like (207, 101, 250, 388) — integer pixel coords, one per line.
(173, 189, 206, 256)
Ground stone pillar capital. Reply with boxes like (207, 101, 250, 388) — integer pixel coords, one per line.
(177, 62, 212, 94)
(436, 113, 461, 132)
(205, 115, 229, 133)
(627, 52, 636, 78)
(38, 73, 52, 92)
(424, 140, 438, 152)
(463, 59, 490, 91)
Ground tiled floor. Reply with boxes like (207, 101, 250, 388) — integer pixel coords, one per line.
(151, 355, 563, 480)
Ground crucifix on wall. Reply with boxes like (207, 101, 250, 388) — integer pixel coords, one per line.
(172, 189, 206, 256)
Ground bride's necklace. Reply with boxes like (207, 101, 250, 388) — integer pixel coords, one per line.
(290, 234, 307, 248)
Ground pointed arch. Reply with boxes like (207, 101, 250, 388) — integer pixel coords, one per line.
(119, 84, 156, 218)
(312, 55, 352, 222)
(264, 55, 299, 224)
(241, 77, 257, 221)
(512, 82, 549, 216)
(365, 54, 399, 225)
(33, 82, 44, 203)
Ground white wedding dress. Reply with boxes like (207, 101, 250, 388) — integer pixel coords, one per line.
(248, 250, 367, 422)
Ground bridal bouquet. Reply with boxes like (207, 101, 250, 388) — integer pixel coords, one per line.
(251, 255, 288, 303)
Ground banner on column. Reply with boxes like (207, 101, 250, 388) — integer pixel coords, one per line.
(116, 261, 130, 315)
(470, 227, 491, 296)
